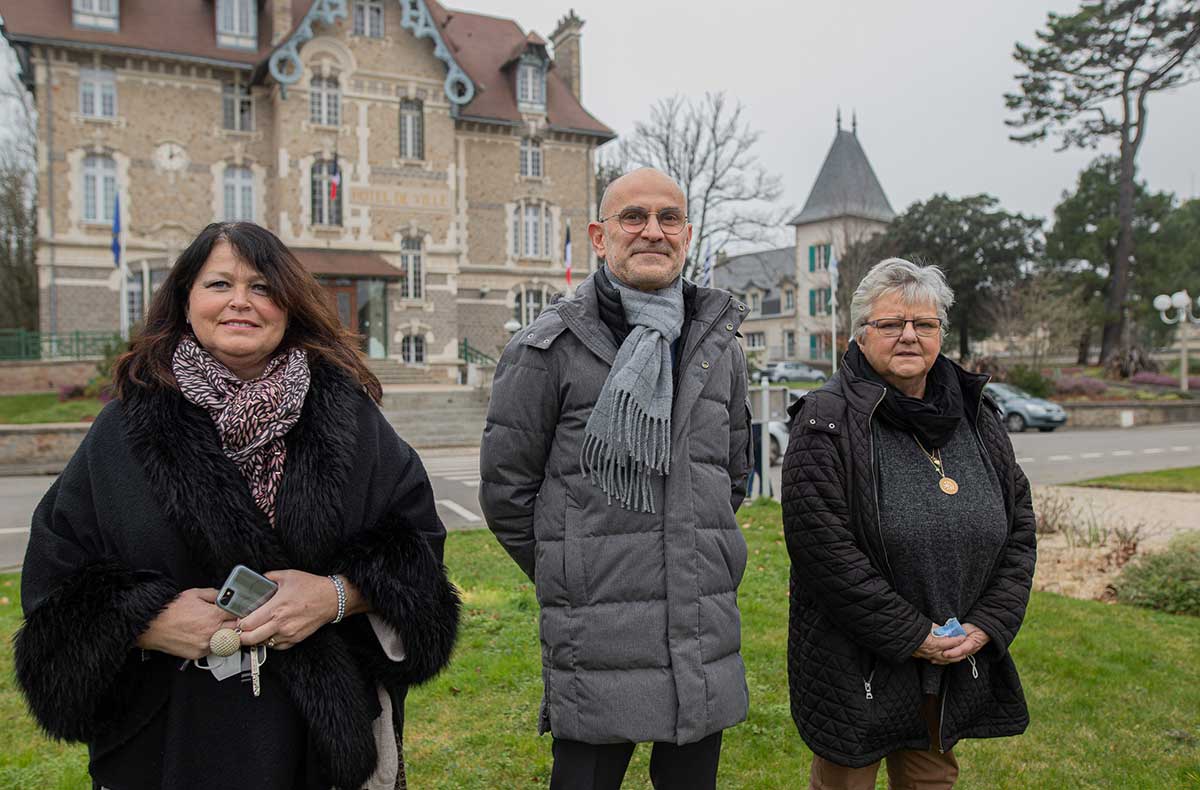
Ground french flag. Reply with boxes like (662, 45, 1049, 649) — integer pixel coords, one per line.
(564, 225, 572, 286)
(329, 151, 341, 203)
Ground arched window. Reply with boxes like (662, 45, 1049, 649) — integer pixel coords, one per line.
(82, 154, 116, 222)
(399, 237, 422, 299)
(513, 283, 552, 327)
(223, 166, 254, 222)
(399, 99, 423, 159)
(519, 137, 542, 177)
(311, 160, 342, 226)
(401, 334, 425, 364)
(309, 76, 340, 126)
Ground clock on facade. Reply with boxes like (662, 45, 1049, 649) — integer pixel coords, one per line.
(153, 142, 189, 172)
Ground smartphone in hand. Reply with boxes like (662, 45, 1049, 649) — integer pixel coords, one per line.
(216, 565, 279, 618)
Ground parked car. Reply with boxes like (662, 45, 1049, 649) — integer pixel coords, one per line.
(985, 382, 1068, 433)
(765, 361, 827, 384)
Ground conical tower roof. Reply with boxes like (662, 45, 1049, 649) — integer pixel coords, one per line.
(789, 121, 895, 227)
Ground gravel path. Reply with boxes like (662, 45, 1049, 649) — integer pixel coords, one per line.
(1030, 485, 1200, 601)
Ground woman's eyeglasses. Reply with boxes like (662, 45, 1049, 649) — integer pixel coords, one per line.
(599, 208, 688, 235)
(864, 317, 943, 338)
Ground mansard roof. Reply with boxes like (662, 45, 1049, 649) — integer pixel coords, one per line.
(789, 126, 895, 227)
(0, 0, 613, 139)
(715, 245, 796, 295)
(0, 0, 292, 67)
(429, 2, 612, 138)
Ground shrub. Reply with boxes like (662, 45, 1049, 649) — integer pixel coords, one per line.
(1052, 375, 1107, 397)
(1130, 371, 1200, 389)
(57, 384, 86, 402)
(1007, 364, 1054, 398)
(1116, 533, 1200, 616)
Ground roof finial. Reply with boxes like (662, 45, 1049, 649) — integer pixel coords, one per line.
(852, 109, 858, 135)
(836, 107, 842, 132)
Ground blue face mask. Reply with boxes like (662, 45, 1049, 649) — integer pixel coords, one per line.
(932, 617, 967, 638)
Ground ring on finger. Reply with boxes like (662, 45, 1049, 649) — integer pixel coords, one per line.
(266, 636, 277, 649)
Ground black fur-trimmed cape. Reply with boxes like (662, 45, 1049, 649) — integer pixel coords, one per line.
(15, 362, 460, 790)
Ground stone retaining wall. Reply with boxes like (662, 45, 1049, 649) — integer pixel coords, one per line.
(1062, 400, 1200, 429)
(0, 360, 99, 394)
(0, 422, 92, 474)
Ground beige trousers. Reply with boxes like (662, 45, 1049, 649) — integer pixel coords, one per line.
(808, 694, 960, 790)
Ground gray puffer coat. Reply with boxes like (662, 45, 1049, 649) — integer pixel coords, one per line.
(479, 273, 754, 745)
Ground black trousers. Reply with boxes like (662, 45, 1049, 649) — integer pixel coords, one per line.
(549, 730, 723, 790)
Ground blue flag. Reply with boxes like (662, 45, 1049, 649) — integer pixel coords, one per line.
(111, 193, 121, 267)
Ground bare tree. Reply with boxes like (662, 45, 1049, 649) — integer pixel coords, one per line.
(0, 42, 39, 330)
(614, 93, 789, 279)
(987, 271, 1092, 369)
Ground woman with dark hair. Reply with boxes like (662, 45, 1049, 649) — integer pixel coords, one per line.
(15, 222, 460, 790)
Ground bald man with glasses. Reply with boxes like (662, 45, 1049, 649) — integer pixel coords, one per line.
(480, 168, 755, 789)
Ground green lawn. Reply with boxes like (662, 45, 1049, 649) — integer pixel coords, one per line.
(0, 393, 104, 425)
(1076, 466, 1200, 493)
(2, 502, 1199, 788)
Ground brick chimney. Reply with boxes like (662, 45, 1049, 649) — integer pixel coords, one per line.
(550, 9, 584, 101)
(271, 0, 294, 46)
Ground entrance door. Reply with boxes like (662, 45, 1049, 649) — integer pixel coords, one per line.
(326, 284, 357, 332)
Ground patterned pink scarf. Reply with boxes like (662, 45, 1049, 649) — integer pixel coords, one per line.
(172, 336, 311, 524)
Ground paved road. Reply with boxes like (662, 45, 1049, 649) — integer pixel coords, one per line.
(2, 424, 1198, 569)
(758, 423, 1200, 500)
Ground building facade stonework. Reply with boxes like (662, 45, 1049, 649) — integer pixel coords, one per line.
(2, 0, 612, 379)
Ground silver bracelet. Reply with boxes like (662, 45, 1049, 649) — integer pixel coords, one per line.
(328, 574, 346, 624)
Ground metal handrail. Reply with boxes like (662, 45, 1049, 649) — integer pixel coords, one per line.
(459, 339, 497, 366)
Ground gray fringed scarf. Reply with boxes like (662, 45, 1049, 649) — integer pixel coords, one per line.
(581, 272, 685, 512)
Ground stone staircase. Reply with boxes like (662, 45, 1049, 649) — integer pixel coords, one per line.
(367, 358, 450, 386)
(380, 386, 490, 448)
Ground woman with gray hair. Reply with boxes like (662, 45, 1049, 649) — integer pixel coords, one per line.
(780, 258, 1036, 788)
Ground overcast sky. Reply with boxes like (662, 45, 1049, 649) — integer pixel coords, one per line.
(473, 0, 1199, 234)
(2, 1, 1197, 234)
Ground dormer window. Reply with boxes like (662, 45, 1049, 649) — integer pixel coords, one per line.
(73, 0, 119, 31)
(216, 0, 257, 50)
(517, 57, 546, 110)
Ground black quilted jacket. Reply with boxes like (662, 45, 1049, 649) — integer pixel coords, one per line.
(780, 359, 1036, 767)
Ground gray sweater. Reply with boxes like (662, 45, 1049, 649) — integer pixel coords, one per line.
(876, 417, 1008, 692)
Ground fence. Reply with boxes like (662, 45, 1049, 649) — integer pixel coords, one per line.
(0, 330, 122, 361)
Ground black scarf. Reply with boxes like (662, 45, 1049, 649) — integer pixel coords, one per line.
(842, 340, 963, 449)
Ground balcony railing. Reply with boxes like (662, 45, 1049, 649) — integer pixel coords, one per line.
(0, 330, 123, 361)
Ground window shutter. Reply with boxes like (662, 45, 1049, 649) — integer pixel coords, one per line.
(809, 334, 817, 357)
(809, 289, 815, 316)
(809, 245, 815, 272)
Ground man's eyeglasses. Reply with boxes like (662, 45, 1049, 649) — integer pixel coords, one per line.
(864, 317, 943, 338)
(598, 208, 688, 235)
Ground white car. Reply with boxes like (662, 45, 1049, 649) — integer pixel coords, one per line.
(764, 390, 807, 466)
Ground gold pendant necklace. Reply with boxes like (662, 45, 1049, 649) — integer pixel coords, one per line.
(914, 436, 959, 495)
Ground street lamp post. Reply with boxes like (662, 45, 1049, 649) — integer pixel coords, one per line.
(1152, 290, 1200, 392)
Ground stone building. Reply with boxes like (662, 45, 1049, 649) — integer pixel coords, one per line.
(716, 112, 894, 364)
(0, 0, 612, 378)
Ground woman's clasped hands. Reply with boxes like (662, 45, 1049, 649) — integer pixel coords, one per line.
(912, 622, 991, 665)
